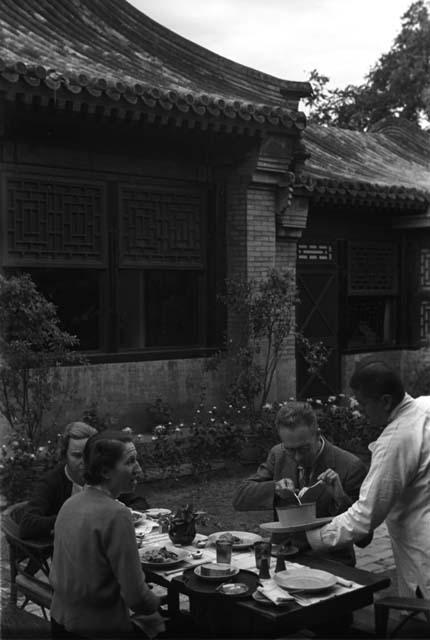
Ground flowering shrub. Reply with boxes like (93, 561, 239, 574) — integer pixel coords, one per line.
(137, 394, 371, 480)
(0, 433, 62, 504)
(0, 273, 86, 447)
(136, 401, 245, 479)
(310, 394, 372, 454)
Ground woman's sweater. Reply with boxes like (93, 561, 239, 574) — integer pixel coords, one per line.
(50, 487, 158, 636)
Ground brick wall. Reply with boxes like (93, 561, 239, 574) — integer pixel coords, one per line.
(247, 186, 276, 278)
(48, 358, 228, 436)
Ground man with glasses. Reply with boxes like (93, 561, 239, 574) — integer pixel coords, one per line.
(233, 401, 369, 566)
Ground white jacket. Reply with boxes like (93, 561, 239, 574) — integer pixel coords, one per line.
(307, 394, 430, 598)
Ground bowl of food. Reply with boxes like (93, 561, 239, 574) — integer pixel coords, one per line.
(139, 544, 188, 568)
(131, 510, 146, 526)
(144, 508, 172, 519)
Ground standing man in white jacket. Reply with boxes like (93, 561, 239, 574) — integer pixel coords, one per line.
(306, 360, 430, 599)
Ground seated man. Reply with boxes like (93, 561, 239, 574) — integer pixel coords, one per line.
(19, 421, 149, 540)
(233, 401, 370, 566)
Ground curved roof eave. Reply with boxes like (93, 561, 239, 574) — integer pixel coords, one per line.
(0, 0, 310, 130)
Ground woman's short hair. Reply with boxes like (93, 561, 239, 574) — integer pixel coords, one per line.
(275, 401, 317, 432)
(83, 430, 134, 485)
(60, 421, 98, 458)
(350, 360, 404, 403)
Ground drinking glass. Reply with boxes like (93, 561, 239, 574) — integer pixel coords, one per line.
(216, 539, 232, 564)
(254, 541, 272, 570)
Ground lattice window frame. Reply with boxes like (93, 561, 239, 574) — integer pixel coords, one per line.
(347, 242, 399, 296)
(118, 184, 206, 269)
(2, 174, 107, 268)
(418, 246, 430, 343)
(297, 242, 335, 263)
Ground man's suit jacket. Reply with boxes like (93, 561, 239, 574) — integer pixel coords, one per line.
(233, 438, 369, 565)
(19, 464, 150, 540)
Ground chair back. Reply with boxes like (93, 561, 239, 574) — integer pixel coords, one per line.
(2, 501, 53, 577)
(2, 501, 53, 610)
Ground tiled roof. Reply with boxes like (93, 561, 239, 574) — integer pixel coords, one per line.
(303, 120, 430, 208)
(0, 0, 309, 131)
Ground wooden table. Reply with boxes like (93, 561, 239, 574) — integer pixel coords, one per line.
(139, 530, 391, 637)
(165, 552, 390, 638)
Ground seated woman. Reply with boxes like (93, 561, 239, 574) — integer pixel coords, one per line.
(50, 430, 162, 638)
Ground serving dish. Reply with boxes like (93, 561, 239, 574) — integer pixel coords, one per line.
(207, 530, 262, 550)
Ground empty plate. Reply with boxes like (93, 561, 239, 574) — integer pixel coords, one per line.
(274, 568, 336, 593)
(145, 508, 172, 518)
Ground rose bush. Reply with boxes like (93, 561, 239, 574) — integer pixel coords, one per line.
(0, 432, 62, 504)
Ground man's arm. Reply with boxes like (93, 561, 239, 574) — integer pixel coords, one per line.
(19, 474, 60, 539)
(233, 450, 277, 511)
(307, 426, 419, 551)
(233, 448, 296, 511)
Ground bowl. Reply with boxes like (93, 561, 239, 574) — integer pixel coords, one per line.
(276, 503, 316, 527)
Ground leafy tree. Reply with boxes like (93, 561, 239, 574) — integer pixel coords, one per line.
(207, 269, 328, 419)
(306, 1, 430, 130)
(0, 273, 85, 445)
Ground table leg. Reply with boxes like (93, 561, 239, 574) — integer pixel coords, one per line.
(374, 602, 390, 638)
(167, 584, 180, 616)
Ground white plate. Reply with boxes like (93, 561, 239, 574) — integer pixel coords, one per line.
(274, 568, 336, 593)
(259, 517, 332, 534)
(145, 508, 172, 518)
(194, 565, 240, 581)
(139, 544, 189, 568)
(207, 531, 263, 550)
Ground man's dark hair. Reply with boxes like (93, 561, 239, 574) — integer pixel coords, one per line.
(83, 430, 134, 485)
(350, 360, 405, 404)
(275, 401, 318, 432)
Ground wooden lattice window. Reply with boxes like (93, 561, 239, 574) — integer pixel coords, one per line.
(418, 247, 430, 342)
(348, 242, 398, 295)
(5, 177, 105, 266)
(119, 186, 204, 268)
(2, 176, 218, 356)
(344, 241, 399, 349)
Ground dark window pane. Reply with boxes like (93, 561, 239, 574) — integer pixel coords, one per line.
(146, 270, 200, 347)
(119, 271, 144, 349)
(16, 269, 102, 350)
(345, 297, 396, 348)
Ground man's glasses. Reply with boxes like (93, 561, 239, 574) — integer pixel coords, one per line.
(283, 444, 313, 457)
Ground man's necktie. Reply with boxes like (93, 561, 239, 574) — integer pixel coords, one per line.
(297, 465, 306, 490)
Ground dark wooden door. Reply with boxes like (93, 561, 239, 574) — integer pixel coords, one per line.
(296, 242, 340, 398)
